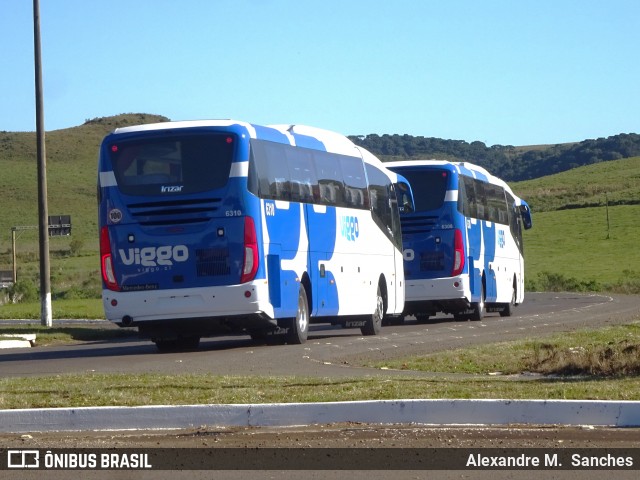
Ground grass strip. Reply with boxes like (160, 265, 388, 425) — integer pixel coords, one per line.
(2, 373, 640, 410)
(371, 321, 640, 377)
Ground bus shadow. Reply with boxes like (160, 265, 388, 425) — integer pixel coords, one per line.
(0, 339, 157, 364)
(399, 313, 505, 326)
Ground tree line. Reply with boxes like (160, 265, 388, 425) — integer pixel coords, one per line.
(348, 132, 640, 181)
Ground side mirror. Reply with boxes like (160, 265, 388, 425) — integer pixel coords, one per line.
(519, 203, 532, 230)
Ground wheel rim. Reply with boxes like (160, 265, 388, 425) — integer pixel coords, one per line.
(374, 289, 383, 325)
(297, 291, 309, 333)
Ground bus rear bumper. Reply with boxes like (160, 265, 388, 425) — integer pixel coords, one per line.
(403, 276, 471, 316)
(102, 281, 275, 330)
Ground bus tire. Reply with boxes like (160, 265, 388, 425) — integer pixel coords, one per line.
(361, 284, 383, 336)
(500, 282, 517, 317)
(416, 313, 430, 324)
(469, 281, 485, 321)
(285, 284, 309, 344)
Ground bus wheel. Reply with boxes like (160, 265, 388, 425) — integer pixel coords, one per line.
(154, 335, 200, 353)
(361, 285, 383, 336)
(416, 314, 430, 324)
(469, 283, 485, 321)
(500, 283, 517, 317)
(285, 284, 309, 344)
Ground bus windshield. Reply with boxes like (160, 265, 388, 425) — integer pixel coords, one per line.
(393, 169, 449, 212)
(109, 133, 235, 196)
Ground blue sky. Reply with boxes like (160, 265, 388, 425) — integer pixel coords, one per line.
(1, 0, 639, 146)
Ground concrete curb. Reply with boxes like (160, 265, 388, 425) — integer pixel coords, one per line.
(1, 399, 639, 433)
(0, 334, 36, 349)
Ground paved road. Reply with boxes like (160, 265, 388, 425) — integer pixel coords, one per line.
(0, 292, 637, 378)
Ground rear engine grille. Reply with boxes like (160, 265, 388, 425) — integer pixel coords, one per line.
(196, 248, 231, 277)
(420, 251, 445, 272)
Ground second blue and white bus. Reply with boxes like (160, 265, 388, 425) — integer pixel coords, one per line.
(386, 160, 532, 322)
(98, 120, 409, 350)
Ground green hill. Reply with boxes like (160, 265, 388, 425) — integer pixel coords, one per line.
(0, 115, 638, 310)
(521, 205, 639, 291)
(0, 113, 168, 249)
(0, 114, 168, 302)
(512, 158, 640, 292)
(513, 157, 640, 212)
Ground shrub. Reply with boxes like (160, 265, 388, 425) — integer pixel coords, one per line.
(6, 279, 39, 303)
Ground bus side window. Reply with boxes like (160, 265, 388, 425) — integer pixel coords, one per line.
(315, 151, 346, 207)
(461, 176, 478, 219)
(250, 139, 292, 201)
(457, 176, 468, 216)
(484, 183, 509, 225)
(286, 148, 318, 204)
(365, 163, 400, 248)
(340, 156, 369, 210)
(506, 192, 523, 253)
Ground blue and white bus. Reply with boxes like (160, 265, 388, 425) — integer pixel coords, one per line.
(98, 120, 408, 350)
(386, 160, 532, 322)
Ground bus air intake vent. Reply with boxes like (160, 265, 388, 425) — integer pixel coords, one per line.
(196, 248, 231, 277)
(401, 215, 439, 234)
(126, 198, 222, 226)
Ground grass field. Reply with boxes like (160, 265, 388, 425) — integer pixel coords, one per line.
(512, 156, 640, 212)
(510, 158, 640, 292)
(523, 204, 640, 290)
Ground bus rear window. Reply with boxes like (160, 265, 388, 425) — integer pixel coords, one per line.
(109, 134, 234, 196)
(395, 169, 449, 212)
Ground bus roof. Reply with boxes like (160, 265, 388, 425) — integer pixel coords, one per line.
(108, 120, 400, 179)
(111, 119, 361, 156)
(385, 159, 526, 205)
(111, 119, 255, 135)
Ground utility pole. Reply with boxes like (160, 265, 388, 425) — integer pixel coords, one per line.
(605, 192, 611, 240)
(33, 0, 52, 326)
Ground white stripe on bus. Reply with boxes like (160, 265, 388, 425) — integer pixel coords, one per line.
(444, 190, 458, 202)
(229, 161, 248, 178)
(99, 171, 117, 187)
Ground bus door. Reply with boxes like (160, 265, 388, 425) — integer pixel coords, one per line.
(481, 220, 499, 302)
(263, 199, 302, 318)
(390, 181, 409, 312)
(305, 203, 340, 317)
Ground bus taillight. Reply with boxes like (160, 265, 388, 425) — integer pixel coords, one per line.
(100, 226, 120, 291)
(452, 228, 465, 277)
(241, 216, 259, 283)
